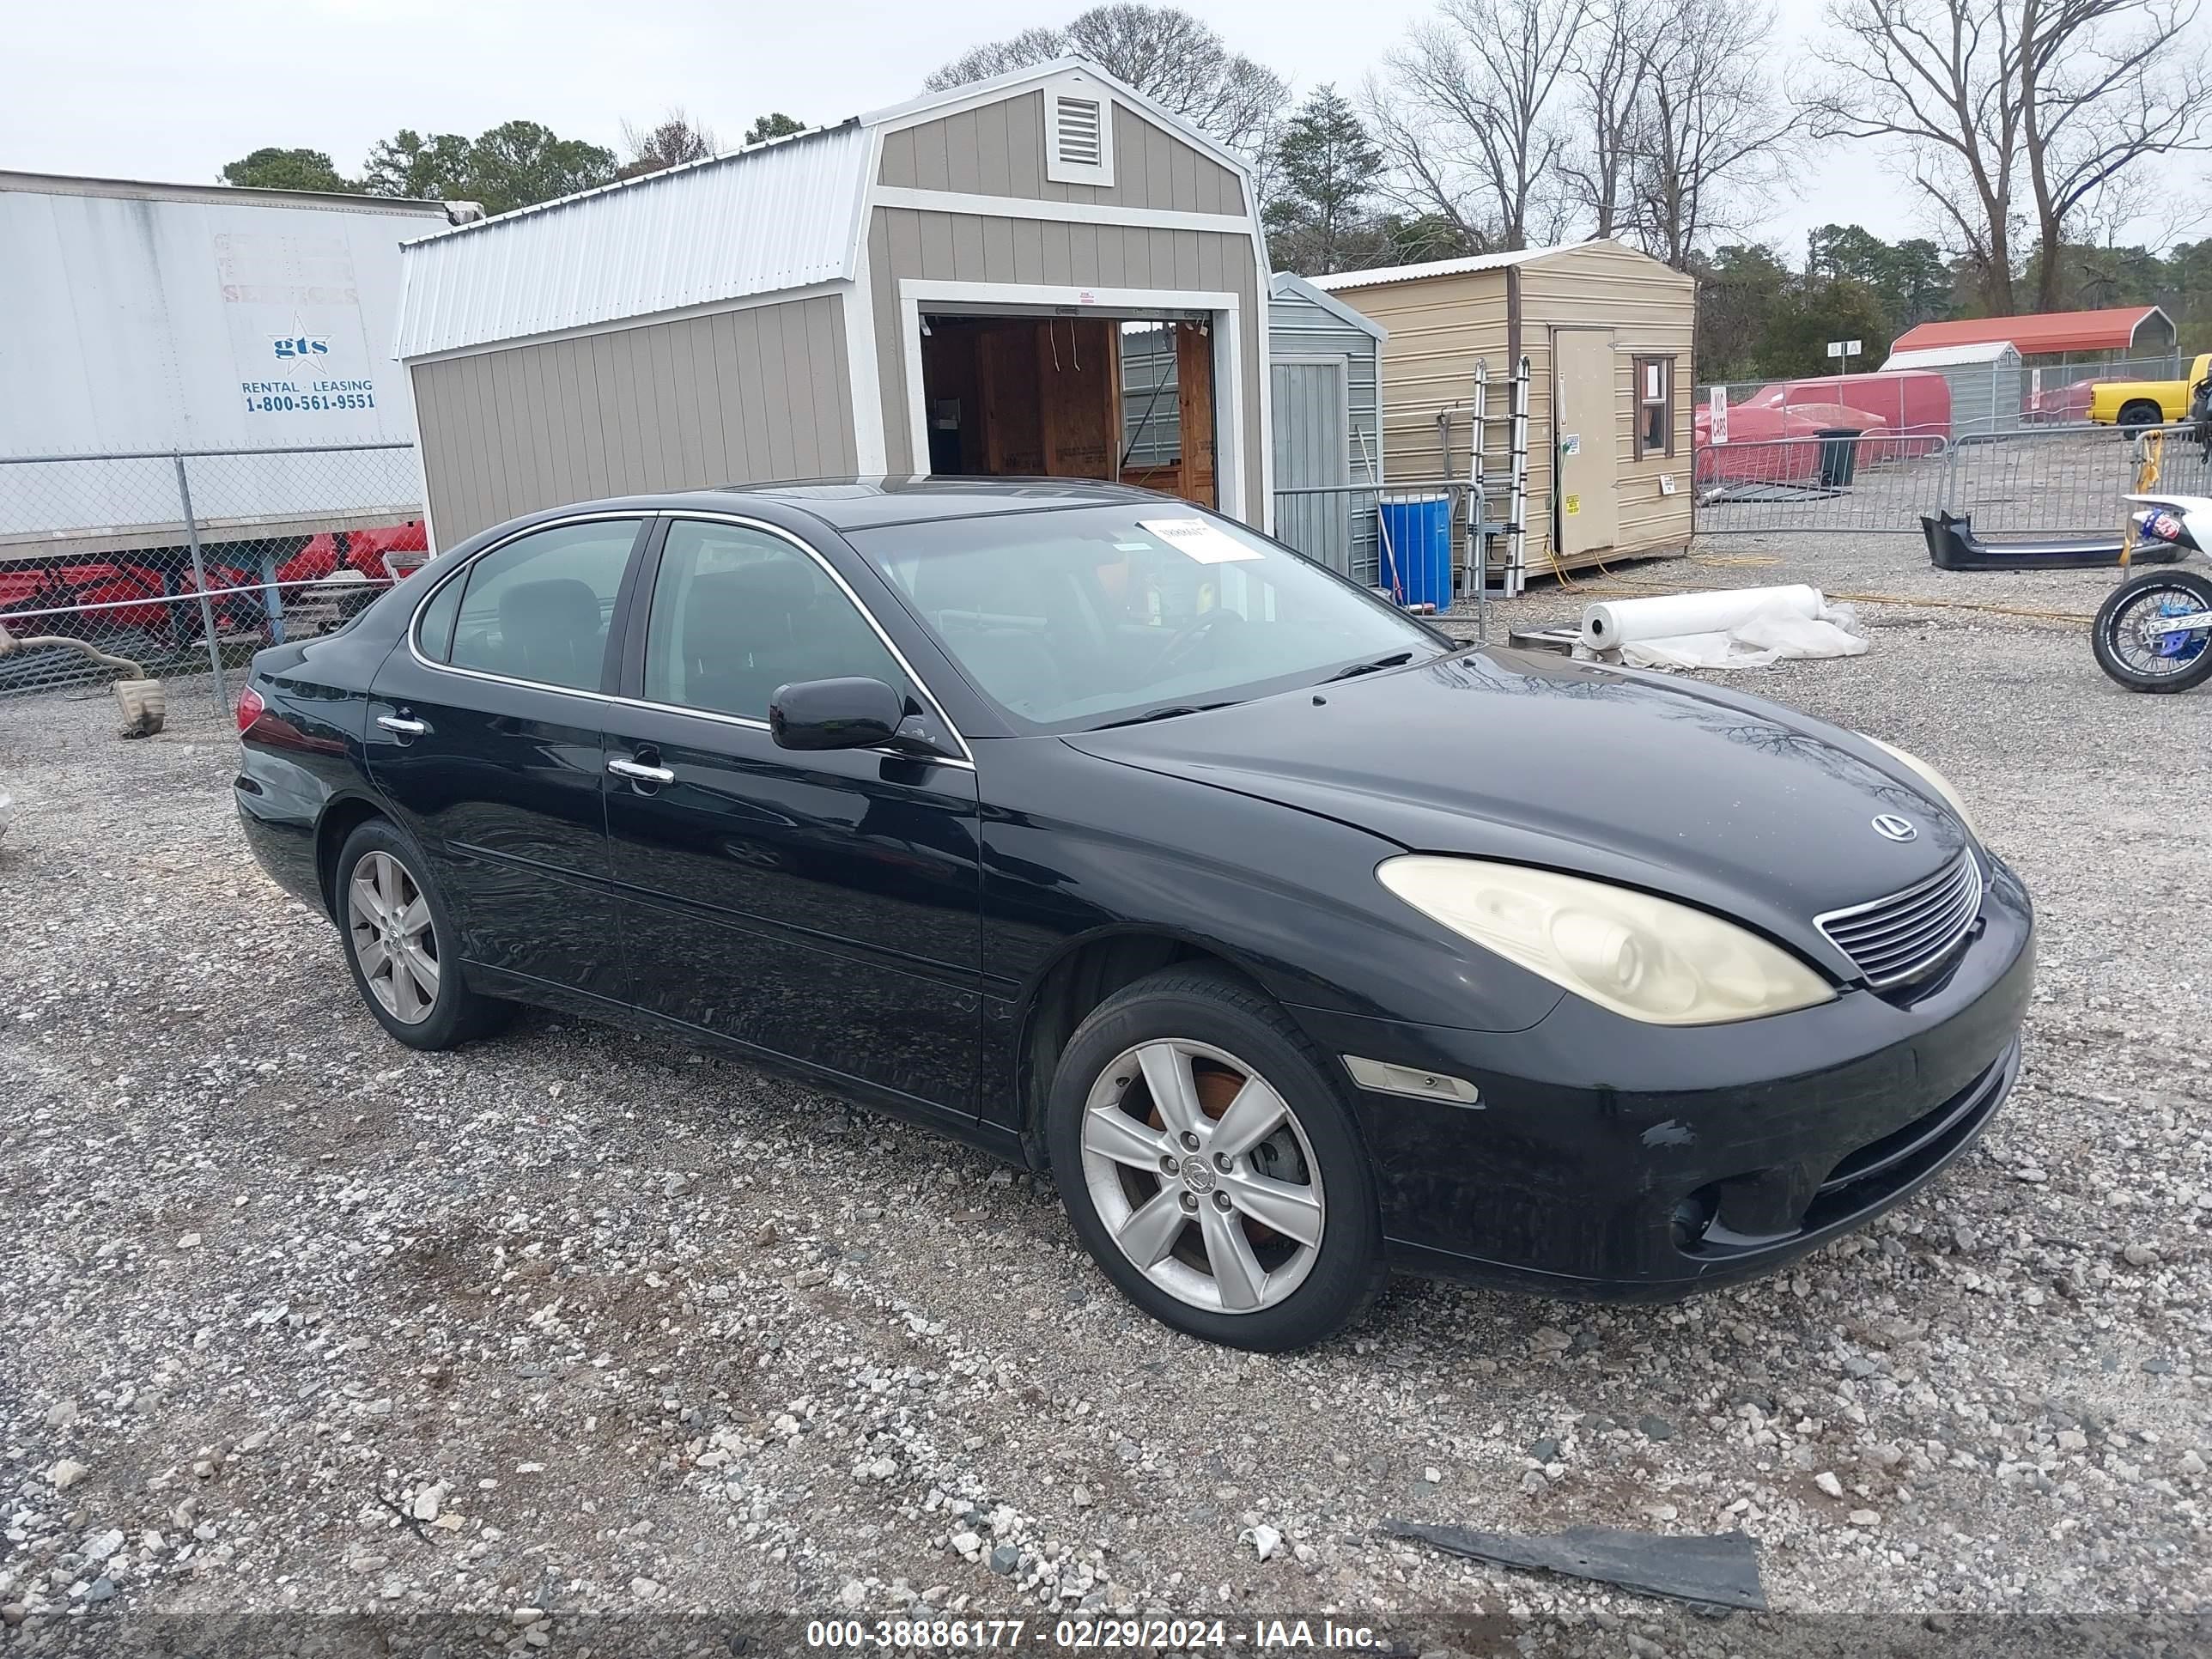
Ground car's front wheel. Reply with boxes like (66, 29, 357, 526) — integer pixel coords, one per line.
(335, 819, 507, 1050)
(1045, 966, 1384, 1350)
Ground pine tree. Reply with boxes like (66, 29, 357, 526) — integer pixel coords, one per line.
(1262, 88, 1387, 276)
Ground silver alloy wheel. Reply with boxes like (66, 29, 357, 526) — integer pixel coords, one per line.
(1079, 1038, 1326, 1315)
(347, 850, 441, 1024)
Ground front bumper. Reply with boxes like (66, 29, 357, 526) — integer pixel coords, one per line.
(1293, 855, 2035, 1300)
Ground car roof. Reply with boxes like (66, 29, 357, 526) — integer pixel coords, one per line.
(671, 476, 1165, 532)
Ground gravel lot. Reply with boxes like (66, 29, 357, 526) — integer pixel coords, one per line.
(3, 529, 2209, 1653)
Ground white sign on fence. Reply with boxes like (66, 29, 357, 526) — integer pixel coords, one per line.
(1709, 385, 1729, 447)
(1825, 339, 1864, 360)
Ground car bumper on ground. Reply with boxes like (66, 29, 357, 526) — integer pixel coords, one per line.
(1291, 855, 2036, 1300)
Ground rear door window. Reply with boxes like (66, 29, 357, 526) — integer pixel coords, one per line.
(446, 520, 643, 692)
(412, 571, 465, 663)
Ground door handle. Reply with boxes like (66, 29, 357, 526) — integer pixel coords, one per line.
(608, 756, 676, 785)
(376, 714, 428, 737)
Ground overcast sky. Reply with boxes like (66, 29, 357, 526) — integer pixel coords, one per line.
(8, 0, 1898, 263)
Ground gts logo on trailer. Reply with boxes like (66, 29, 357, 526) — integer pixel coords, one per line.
(271, 335, 331, 360)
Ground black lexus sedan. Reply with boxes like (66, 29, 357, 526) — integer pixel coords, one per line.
(234, 479, 2033, 1350)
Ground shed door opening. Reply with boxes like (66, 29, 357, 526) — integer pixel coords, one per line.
(920, 314, 1217, 508)
(1553, 328, 1620, 556)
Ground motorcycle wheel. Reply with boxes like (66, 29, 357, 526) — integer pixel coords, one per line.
(2094, 568, 2212, 693)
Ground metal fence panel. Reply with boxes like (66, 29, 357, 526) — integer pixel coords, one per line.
(0, 443, 421, 710)
(1692, 430, 1952, 536)
(1943, 425, 2212, 538)
(1697, 353, 2185, 409)
(1272, 478, 1483, 590)
(1695, 422, 2212, 541)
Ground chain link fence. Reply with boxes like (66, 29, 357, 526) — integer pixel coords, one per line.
(0, 444, 424, 713)
(1693, 422, 2212, 539)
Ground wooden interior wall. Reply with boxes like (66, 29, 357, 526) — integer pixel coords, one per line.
(922, 315, 1218, 506)
(977, 325, 1043, 474)
(1036, 318, 1119, 480)
(1176, 323, 1217, 508)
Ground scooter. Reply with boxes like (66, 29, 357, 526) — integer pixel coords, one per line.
(2092, 495, 2212, 692)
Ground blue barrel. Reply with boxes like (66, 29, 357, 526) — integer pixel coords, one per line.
(1376, 493, 1452, 608)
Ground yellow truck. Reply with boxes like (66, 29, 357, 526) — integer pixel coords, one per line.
(2090, 352, 2212, 432)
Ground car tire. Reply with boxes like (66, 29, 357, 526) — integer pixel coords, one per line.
(1044, 964, 1385, 1351)
(2118, 399, 2163, 436)
(334, 819, 509, 1050)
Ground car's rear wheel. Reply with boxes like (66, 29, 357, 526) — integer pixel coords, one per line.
(336, 820, 507, 1049)
(1045, 965, 1383, 1350)
(2118, 399, 2164, 435)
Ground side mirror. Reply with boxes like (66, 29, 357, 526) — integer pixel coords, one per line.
(769, 676, 906, 751)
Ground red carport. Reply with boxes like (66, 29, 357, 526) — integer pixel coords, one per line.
(1889, 307, 2177, 359)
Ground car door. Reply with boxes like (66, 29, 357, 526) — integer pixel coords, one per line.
(599, 514, 983, 1120)
(367, 514, 648, 1001)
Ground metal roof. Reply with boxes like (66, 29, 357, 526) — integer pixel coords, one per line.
(1881, 341, 2021, 370)
(392, 122, 872, 359)
(0, 168, 451, 218)
(1889, 307, 2174, 357)
(392, 56, 1265, 363)
(1308, 244, 1576, 292)
(1270, 271, 1387, 340)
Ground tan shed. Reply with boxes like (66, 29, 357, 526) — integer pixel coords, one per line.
(1312, 240, 1695, 581)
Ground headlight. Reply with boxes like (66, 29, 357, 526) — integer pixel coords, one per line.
(1376, 856, 1834, 1026)
(1862, 736, 1979, 838)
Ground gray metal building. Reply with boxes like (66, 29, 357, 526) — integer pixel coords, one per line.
(392, 60, 1271, 548)
(1267, 271, 1386, 574)
(1877, 341, 2026, 435)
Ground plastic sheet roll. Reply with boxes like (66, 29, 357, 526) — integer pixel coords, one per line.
(1582, 586, 1825, 651)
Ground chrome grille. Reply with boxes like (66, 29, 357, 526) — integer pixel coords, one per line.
(1816, 852, 1983, 988)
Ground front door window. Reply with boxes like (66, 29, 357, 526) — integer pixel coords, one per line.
(641, 520, 908, 720)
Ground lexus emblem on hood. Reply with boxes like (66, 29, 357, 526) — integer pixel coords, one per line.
(1871, 813, 1917, 842)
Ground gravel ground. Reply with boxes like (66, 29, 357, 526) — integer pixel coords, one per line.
(3, 531, 2209, 1653)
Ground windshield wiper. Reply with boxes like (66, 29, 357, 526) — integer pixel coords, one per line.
(1322, 650, 1416, 682)
(1088, 700, 1238, 731)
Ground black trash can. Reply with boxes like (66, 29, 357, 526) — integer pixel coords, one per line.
(1817, 428, 1859, 487)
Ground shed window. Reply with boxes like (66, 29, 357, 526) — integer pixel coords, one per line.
(1633, 356, 1675, 459)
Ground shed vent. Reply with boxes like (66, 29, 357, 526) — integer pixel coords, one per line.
(1054, 97, 1103, 167)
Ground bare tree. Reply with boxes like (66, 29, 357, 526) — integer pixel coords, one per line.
(924, 6, 1288, 157)
(1811, 0, 2206, 313)
(618, 108, 718, 179)
(1623, 0, 1801, 268)
(1808, 0, 2027, 312)
(2017, 0, 2209, 308)
(1364, 0, 1588, 251)
(927, 27, 1068, 86)
(1559, 0, 1655, 238)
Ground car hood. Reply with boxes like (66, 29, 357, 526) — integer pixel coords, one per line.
(1061, 648, 1972, 964)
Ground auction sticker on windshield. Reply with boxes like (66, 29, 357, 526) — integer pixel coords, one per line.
(1139, 518, 1263, 564)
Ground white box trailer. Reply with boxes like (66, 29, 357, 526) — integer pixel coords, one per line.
(0, 171, 461, 561)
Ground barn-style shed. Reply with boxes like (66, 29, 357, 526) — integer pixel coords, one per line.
(392, 59, 1271, 548)
(1313, 240, 1695, 580)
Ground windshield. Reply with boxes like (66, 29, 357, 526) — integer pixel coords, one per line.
(850, 505, 1450, 733)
